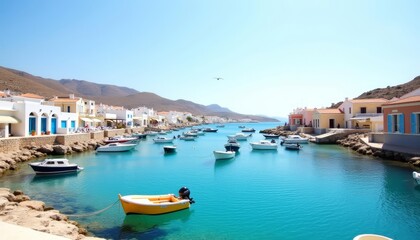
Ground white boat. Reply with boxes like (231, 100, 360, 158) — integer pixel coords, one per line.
(262, 133, 280, 139)
(283, 135, 309, 144)
(153, 137, 175, 143)
(179, 136, 195, 141)
(29, 158, 83, 175)
(241, 128, 256, 132)
(145, 131, 158, 136)
(227, 132, 252, 141)
(413, 171, 420, 185)
(96, 142, 137, 152)
(284, 143, 302, 150)
(213, 150, 235, 160)
(103, 136, 138, 144)
(250, 140, 278, 150)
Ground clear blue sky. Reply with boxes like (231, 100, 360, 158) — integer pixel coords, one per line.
(1, 0, 419, 118)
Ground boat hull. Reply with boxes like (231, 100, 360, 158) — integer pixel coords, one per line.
(284, 143, 302, 150)
(250, 143, 277, 150)
(29, 164, 82, 175)
(163, 146, 176, 153)
(213, 151, 235, 160)
(224, 144, 240, 152)
(96, 144, 137, 152)
(118, 194, 190, 215)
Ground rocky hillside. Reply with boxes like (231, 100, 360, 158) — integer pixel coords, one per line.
(329, 75, 420, 108)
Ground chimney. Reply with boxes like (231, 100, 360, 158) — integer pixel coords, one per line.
(69, 94, 75, 99)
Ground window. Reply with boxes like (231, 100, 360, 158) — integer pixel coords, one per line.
(360, 107, 366, 114)
(377, 107, 382, 113)
(348, 107, 351, 114)
(67, 106, 71, 113)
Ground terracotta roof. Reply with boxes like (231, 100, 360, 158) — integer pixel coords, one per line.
(351, 98, 389, 103)
(316, 108, 343, 114)
(49, 98, 80, 103)
(20, 93, 45, 99)
(383, 96, 420, 106)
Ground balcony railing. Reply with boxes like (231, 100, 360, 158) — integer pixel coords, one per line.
(354, 113, 383, 118)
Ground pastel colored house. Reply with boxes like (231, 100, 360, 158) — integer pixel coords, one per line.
(339, 98, 388, 132)
(369, 88, 420, 153)
(0, 93, 78, 137)
(312, 108, 344, 134)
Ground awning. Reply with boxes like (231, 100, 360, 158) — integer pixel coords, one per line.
(80, 118, 93, 122)
(349, 117, 370, 122)
(92, 118, 102, 122)
(0, 116, 20, 124)
(132, 117, 143, 120)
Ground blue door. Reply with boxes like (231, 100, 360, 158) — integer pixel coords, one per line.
(29, 117, 36, 134)
(51, 118, 57, 134)
(41, 117, 47, 133)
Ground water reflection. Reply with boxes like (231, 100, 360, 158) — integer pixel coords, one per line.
(117, 209, 192, 239)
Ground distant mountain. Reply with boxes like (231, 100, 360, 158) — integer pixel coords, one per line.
(0, 66, 277, 122)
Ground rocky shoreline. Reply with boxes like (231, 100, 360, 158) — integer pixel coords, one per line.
(260, 126, 420, 169)
(0, 188, 103, 240)
(0, 139, 107, 239)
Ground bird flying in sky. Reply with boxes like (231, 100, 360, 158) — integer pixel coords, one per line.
(214, 77, 223, 80)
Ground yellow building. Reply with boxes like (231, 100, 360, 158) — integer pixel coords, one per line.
(312, 108, 344, 134)
(339, 98, 388, 131)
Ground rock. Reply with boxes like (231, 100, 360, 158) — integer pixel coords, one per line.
(13, 190, 24, 196)
(19, 200, 45, 211)
(0, 161, 10, 170)
(37, 145, 54, 154)
(52, 145, 69, 155)
(71, 145, 84, 153)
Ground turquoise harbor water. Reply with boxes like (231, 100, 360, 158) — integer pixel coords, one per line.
(1, 122, 420, 239)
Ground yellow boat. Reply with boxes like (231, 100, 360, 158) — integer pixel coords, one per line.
(118, 187, 195, 215)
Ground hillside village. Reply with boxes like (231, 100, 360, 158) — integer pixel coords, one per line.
(0, 90, 255, 139)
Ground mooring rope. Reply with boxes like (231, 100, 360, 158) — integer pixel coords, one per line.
(66, 199, 119, 217)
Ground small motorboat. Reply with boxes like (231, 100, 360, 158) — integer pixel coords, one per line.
(238, 125, 246, 128)
(213, 150, 235, 160)
(96, 143, 137, 152)
(29, 158, 83, 175)
(284, 143, 302, 150)
(179, 136, 195, 141)
(262, 133, 280, 139)
(283, 135, 309, 144)
(227, 132, 251, 141)
(153, 137, 175, 143)
(163, 145, 177, 154)
(202, 128, 218, 132)
(241, 128, 256, 133)
(224, 139, 240, 152)
(103, 136, 138, 144)
(118, 187, 195, 215)
(250, 140, 278, 150)
(413, 171, 420, 185)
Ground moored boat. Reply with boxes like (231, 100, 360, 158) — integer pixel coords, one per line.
(250, 140, 278, 150)
(202, 128, 218, 132)
(153, 137, 175, 143)
(242, 128, 256, 132)
(262, 133, 280, 139)
(284, 143, 302, 150)
(213, 150, 235, 160)
(103, 136, 138, 144)
(29, 158, 83, 175)
(118, 187, 195, 215)
(227, 132, 251, 141)
(282, 135, 309, 144)
(96, 143, 137, 152)
(224, 139, 240, 152)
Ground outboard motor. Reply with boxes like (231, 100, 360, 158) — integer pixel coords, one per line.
(178, 187, 195, 204)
